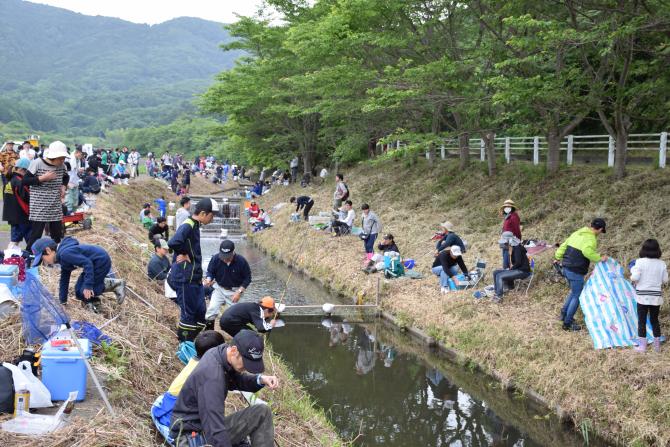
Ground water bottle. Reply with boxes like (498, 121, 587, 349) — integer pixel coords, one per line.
(14, 382, 30, 417)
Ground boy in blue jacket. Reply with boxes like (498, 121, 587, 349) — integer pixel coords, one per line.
(168, 198, 217, 342)
(31, 236, 126, 312)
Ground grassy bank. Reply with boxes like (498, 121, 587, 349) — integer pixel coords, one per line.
(0, 175, 342, 446)
(250, 158, 670, 447)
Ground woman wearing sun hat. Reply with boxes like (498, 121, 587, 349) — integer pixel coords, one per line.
(500, 199, 521, 268)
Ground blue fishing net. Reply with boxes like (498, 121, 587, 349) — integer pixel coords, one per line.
(20, 271, 69, 345)
(72, 321, 113, 346)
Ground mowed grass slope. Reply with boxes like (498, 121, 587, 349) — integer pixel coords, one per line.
(251, 158, 670, 446)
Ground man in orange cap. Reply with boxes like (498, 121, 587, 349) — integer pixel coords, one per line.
(219, 296, 278, 337)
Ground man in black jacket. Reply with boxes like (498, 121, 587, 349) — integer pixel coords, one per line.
(491, 231, 531, 303)
(170, 330, 279, 447)
(219, 296, 277, 337)
(289, 195, 314, 221)
(148, 216, 169, 245)
(204, 240, 252, 330)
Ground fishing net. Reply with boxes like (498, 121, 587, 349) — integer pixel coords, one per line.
(20, 271, 69, 345)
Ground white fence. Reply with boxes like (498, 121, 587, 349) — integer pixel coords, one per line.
(383, 132, 669, 168)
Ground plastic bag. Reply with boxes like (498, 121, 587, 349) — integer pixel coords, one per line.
(1, 391, 76, 435)
(165, 279, 177, 299)
(2, 361, 52, 408)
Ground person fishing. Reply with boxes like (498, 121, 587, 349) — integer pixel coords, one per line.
(219, 296, 277, 337)
(203, 240, 252, 330)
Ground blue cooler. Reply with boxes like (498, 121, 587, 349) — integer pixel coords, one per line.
(41, 339, 91, 401)
(0, 265, 18, 288)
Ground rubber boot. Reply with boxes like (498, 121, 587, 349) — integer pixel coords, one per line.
(104, 278, 126, 304)
(634, 337, 647, 352)
(653, 337, 661, 353)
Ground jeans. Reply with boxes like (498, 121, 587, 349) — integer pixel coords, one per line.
(363, 233, 377, 254)
(172, 404, 274, 447)
(10, 223, 31, 244)
(561, 268, 585, 325)
(637, 303, 661, 337)
(432, 265, 459, 288)
(501, 248, 510, 269)
(493, 269, 529, 297)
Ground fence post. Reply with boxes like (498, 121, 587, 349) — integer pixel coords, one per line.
(425, 148, 430, 160)
(533, 136, 539, 165)
(504, 137, 510, 163)
(608, 135, 615, 167)
(396, 140, 400, 150)
(660, 132, 667, 168)
(480, 139, 485, 161)
(440, 144, 445, 160)
(567, 135, 574, 166)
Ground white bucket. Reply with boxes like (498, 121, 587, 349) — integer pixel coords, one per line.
(168, 201, 175, 211)
(167, 216, 175, 228)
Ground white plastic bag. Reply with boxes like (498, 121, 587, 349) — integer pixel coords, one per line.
(2, 361, 53, 408)
(165, 280, 177, 299)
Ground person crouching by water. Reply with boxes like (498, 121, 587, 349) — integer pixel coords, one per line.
(31, 236, 126, 313)
(219, 296, 277, 337)
(491, 232, 531, 303)
(431, 245, 469, 294)
(170, 330, 279, 447)
(203, 240, 251, 330)
(630, 239, 668, 352)
(289, 195, 314, 221)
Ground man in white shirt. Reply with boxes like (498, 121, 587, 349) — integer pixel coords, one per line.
(65, 146, 84, 214)
(331, 200, 355, 236)
(175, 196, 191, 229)
(19, 142, 36, 160)
(128, 149, 140, 178)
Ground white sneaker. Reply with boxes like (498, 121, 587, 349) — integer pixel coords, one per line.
(440, 287, 449, 294)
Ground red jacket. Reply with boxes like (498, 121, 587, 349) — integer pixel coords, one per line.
(248, 204, 260, 218)
(502, 211, 521, 239)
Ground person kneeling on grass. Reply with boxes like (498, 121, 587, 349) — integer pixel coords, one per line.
(149, 216, 170, 245)
(151, 330, 225, 444)
(364, 234, 400, 273)
(31, 236, 125, 313)
(490, 232, 531, 304)
(170, 329, 279, 447)
(219, 296, 277, 337)
(431, 245, 469, 294)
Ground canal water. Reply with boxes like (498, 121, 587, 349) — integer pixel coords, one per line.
(202, 237, 602, 447)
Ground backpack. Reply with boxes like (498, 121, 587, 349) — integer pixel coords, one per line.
(341, 182, 349, 201)
(384, 255, 405, 279)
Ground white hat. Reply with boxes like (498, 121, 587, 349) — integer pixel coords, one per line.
(440, 221, 455, 232)
(45, 141, 68, 159)
(450, 245, 462, 257)
(118, 159, 126, 165)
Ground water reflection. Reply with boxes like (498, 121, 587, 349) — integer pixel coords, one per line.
(270, 319, 542, 447)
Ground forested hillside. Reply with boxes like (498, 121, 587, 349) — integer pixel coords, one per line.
(0, 0, 240, 136)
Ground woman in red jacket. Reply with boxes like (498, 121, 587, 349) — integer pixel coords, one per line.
(500, 199, 521, 268)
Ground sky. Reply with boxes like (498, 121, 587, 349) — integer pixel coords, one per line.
(27, 0, 267, 25)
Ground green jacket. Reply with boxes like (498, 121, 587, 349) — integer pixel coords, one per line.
(555, 227, 601, 274)
(101, 152, 108, 164)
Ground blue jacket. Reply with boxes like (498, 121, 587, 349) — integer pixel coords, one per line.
(206, 254, 252, 289)
(168, 217, 202, 284)
(57, 237, 111, 302)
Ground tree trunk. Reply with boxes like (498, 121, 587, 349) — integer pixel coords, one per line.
(301, 114, 319, 174)
(428, 142, 435, 166)
(367, 137, 377, 159)
(546, 129, 561, 173)
(459, 132, 470, 170)
(614, 122, 628, 179)
(483, 131, 496, 176)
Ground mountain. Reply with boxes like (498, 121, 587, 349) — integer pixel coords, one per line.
(0, 0, 240, 136)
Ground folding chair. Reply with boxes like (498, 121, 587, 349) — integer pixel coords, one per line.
(514, 257, 535, 296)
(464, 259, 487, 290)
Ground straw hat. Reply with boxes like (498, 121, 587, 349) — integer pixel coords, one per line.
(500, 199, 518, 211)
(440, 221, 455, 232)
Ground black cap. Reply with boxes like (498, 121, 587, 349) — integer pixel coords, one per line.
(219, 240, 235, 260)
(194, 198, 214, 214)
(233, 330, 265, 374)
(591, 218, 606, 233)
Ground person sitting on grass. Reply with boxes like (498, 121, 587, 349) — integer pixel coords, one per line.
(148, 216, 169, 245)
(331, 200, 355, 236)
(80, 169, 101, 194)
(170, 330, 279, 447)
(151, 330, 225, 444)
(364, 234, 401, 273)
(435, 221, 465, 256)
(630, 239, 668, 353)
(431, 245, 469, 294)
(289, 195, 314, 221)
(31, 236, 126, 313)
(112, 159, 130, 183)
(139, 202, 151, 222)
(248, 200, 260, 219)
(142, 209, 154, 230)
(147, 238, 171, 281)
(490, 231, 531, 304)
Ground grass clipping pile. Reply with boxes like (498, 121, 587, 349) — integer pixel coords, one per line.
(252, 161, 670, 447)
(0, 178, 341, 447)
